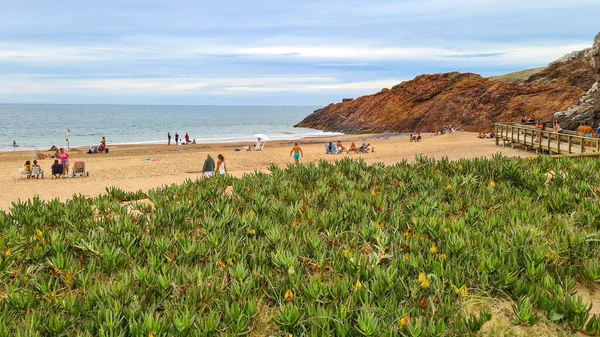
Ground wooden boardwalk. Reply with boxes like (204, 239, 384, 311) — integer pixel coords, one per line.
(494, 123, 600, 156)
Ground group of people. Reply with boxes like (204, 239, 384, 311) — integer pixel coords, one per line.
(409, 133, 422, 142)
(477, 132, 495, 139)
(23, 148, 70, 179)
(201, 154, 227, 178)
(326, 141, 373, 154)
(576, 122, 596, 138)
(435, 125, 455, 135)
(520, 115, 537, 124)
(85, 137, 108, 154)
(168, 132, 196, 146)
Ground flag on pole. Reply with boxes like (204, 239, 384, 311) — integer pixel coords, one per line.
(67, 128, 71, 134)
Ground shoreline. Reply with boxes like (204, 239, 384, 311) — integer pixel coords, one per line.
(0, 132, 529, 211)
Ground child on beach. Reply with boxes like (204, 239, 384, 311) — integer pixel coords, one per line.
(168, 132, 171, 145)
(290, 143, 303, 163)
(13, 141, 18, 147)
(23, 160, 31, 178)
(215, 154, 227, 175)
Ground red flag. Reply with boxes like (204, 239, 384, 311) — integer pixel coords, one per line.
(67, 128, 71, 134)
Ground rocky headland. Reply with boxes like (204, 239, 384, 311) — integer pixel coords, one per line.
(296, 32, 600, 133)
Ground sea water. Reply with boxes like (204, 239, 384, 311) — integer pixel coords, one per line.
(0, 104, 339, 152)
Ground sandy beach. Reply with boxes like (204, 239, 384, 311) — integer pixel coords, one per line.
(0, 132, 530, 211)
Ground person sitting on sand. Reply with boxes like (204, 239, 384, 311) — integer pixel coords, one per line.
(215, 154, 227, 175)
(192, 139, 196, 144)
(101, 137, 106, 147)
(364, 143, 374, 153)
(478, 132, 487, 139)
(203, 154, 215, 178)
(417, 133, 422, 142)
(528, 115, 536, 123)
(98, 143, 106, 153)
(409, 134, 416, 142)
(521, 115, 526, 123)
(357, 143, 368, 153)
(13, 140, 18, 147)
(23, 160, 32, 178)
(337, 141, 345, 153)
(32, 160, 44, 179)
(349, 142, 357, 153)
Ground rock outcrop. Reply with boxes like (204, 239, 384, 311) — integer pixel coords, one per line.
(297, 32, 600, 133)
(554, 32, 600, 130)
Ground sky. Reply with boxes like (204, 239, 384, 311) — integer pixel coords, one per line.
(0, 0, 598, 105)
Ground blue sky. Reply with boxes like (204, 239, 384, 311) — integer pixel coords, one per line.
(0, 0, 598, 105)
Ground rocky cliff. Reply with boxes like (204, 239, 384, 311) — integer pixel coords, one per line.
(555, 32, 600, 130)
(297, 32, 600, 133)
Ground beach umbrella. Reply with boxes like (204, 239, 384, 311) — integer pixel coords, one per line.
(253, 134, 270, 141)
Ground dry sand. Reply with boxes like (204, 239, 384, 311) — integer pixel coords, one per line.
(0, 132, 530, 211)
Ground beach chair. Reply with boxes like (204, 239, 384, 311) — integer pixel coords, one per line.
(17, 168, 30, 180)
(31, 166, 43, 179)
(51, 164, 63, 178)
(72, 161, 87, 177)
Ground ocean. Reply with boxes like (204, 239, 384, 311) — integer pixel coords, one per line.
(0, 104, 340, 152)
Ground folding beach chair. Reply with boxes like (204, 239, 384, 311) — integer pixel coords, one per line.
(17, 168, 30, 180)
(72, 161, 88, 177)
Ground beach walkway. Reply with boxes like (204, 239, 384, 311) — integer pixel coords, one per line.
(494, 123, 600, 157)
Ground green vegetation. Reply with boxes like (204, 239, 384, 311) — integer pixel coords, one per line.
(1, 155, 600, 336)
(488, 67, 545, 83)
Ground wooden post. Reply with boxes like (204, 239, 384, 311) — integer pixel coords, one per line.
(557, 134, 560, 153)
(568, 136, 572, 153)
(581, 137, 585, 153)
(511, 126, 514, 148)
(495, 124, 499, 145)
(547, 132, 551, 153)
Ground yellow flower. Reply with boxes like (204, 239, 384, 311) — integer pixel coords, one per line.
(248, 228, 256, 236)
(489, 180, 496, 188)
(5, 248, 11, 257)
(285, 334, 293, 337)
(353, 279, 363, 291)
(458, 165, 463, 171)
(443, 227, 449, 233)
(545, 251, 556, 261)
(440, 253, 447, 260)
(284, 289, 294, 303)
(454, 284, 468, 297)
(446, 184, 452, 190)
(429, 244, 437, 254)
(418, 273, 429, 289)
(400, 313, 409, 328)
(227, 258, 234, 266)
(404, 253, 410, 260)
(148, 332, 155, 337)
(371, 189, 377, 197)
(291, 221, 296, 229)
(343, 249, 349, 258)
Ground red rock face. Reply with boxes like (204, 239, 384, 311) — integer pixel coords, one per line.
(297, 59, 597, 133)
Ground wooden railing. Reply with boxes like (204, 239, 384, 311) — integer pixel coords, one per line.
(494, 123, 600, 155)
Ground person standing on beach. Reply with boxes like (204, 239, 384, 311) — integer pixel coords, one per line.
(175, 133, 179, 144)
(290, 143, 303, 163)
(58, 148, 69, 178)
(215, 154, 227, 175)
(168, 132, 171, 145)
(203, 154, 215, 178)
